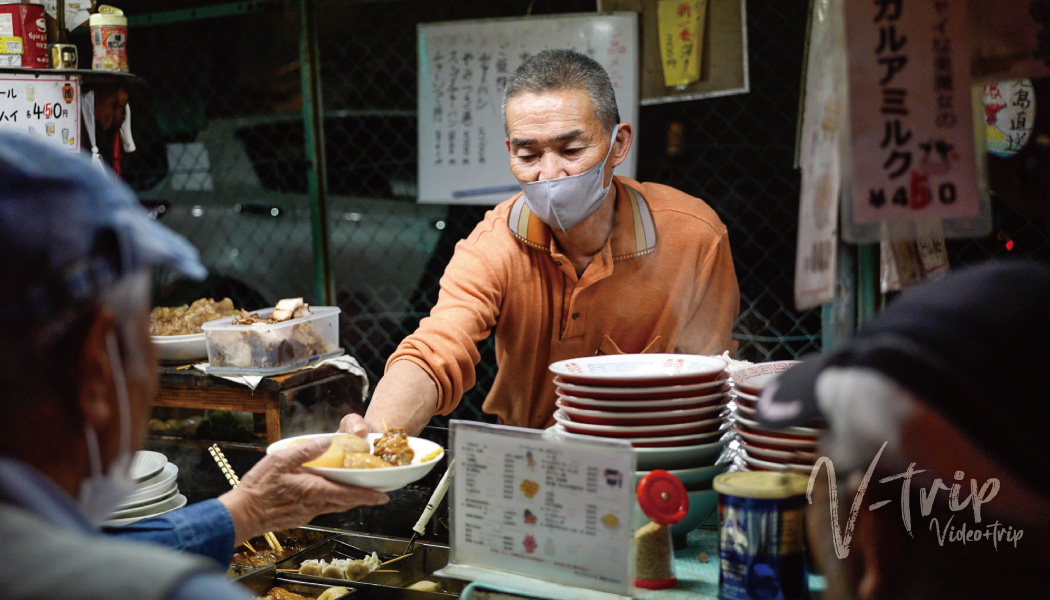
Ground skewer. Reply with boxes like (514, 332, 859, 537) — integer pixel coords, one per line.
(374, 570, 398, 573)
(242, 540, 257, 554)
(379, 553, 413, 567)
(208, 444, 283, 552)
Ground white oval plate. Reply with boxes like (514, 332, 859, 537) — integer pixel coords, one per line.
(150, 333, 208, 363)
(555, 376, 728, 399)
(106, 493, 188, 523)
(735, 415, 821, 439)
(267, 433, 444, 492)
(130, 451, 168, 482)
(550, 354, 727, 386)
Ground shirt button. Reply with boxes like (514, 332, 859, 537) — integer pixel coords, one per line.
(572, 312, 580, 319)
(554, 260, 563, 266)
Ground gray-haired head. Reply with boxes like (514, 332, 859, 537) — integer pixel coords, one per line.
(501, 49, 620, 136)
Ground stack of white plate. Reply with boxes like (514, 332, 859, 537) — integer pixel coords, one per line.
(546, 353, 732, 536)
(729, 361, 824, 474)
(104, 450, 186, 526)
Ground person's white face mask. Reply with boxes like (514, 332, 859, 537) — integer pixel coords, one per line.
(518, 125, 619, 232)
(78, 330, 136, 526)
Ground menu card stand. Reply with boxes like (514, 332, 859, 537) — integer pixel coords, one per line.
(436, 421, 637, 600)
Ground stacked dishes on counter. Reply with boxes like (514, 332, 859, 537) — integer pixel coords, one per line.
(105, 450, 186, 526)
(547, 354, 732, 536)
(728, 361, 824, 474)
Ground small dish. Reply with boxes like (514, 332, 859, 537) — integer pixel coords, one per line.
(130, 450, 168, 482)
(554, 400, 724, 426)
(733, 426, 818, 450)
(729, 360, 800, 394)
(553, 409, 722, 438)
(150, 333, 208, 363)
(267, 433, 444, 492)
(550, 354, 727, 387)
(554, 376, 728, 400)
(556, 389, 727, 412)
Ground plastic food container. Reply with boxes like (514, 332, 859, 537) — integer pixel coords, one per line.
(202, 306, 341, 375)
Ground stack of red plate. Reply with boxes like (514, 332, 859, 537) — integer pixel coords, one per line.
(729, 361, 823, 474)
(548, 354, 731, 456)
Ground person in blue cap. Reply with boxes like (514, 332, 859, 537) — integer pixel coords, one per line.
(0, 132, 388, 599)
(755, 258, 1050, 599)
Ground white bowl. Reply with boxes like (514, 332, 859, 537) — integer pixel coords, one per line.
(151, 333, 208, 363)
(267, 432, 444, 492)
(632, 488, 719, 537)
(554, 376, 728, 399)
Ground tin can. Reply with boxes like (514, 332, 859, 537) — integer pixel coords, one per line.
(0, 3, 48, 69)
(89, 5, 127, 72)
(713, 471, 809, 600)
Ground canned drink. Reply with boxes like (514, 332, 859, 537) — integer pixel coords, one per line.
(713, 471, 810, 600)
(89, 5, 127, 72)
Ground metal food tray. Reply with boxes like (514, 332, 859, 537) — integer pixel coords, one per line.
(274, 530, 465, 599)
(229, 527, 335, 578)
(235, 565, 357, 598)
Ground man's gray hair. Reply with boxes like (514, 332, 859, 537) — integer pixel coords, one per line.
(501, 49, 620, 135)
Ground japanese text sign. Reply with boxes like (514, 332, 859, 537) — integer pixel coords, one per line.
(845, 0, 979, 224)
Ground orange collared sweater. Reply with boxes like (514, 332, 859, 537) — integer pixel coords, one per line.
(387, 176, 740, 429)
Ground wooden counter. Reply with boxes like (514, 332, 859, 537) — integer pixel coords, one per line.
(154, 363, 367, 445)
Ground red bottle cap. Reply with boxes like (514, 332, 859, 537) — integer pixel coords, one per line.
(636, 470, 689, 526)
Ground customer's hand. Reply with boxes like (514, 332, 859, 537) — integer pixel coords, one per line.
(218, 437, 389, 545)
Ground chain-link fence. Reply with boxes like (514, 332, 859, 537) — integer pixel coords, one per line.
(117, 0, 1049, 425)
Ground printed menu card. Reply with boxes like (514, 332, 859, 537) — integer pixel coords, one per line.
(436, 420, 636, 600)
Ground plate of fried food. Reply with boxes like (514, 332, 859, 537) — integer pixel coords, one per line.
(268, 429, 445, 492)
(150, 297, 242, 362)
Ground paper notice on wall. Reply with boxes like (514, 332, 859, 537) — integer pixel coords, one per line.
(0, 73, 79, 151)
(844, 0, 981, 233)
(795, 0, 844, 310)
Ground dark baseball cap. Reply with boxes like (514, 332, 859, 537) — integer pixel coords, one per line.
(756, 257, 1050, 495)
(0, 132, 206, 323)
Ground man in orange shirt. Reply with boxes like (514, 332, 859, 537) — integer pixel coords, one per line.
(341, 49, 739, 434)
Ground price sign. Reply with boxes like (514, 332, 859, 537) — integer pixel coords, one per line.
(0, 73, 79, 150)
(437, 421, 636, 600)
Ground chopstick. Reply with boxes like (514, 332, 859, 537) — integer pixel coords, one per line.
(379, 553, 413, 567)
(208, 444, 283, 552)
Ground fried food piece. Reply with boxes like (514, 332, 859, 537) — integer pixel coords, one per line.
(343, 452, 392, 469)
(260, 588, 308, 600)
(316, 587, 351, 600)
(297, 434, 371, 468)
(149, 297, 239, 335)
(372, 428, 415, 466)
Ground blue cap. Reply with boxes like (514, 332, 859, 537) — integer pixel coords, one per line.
(0, 132, 206, 323)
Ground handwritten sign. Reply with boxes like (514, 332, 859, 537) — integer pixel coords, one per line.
(844, 0, 979, 226)
(0, 73, 79, 151)
(417, 13, 639, 205)
(657, 0, 707, 88)
(437, 421, 635, 600)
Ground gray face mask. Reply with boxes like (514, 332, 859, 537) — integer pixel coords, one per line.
(78, 330, 136, 527)
(518, 125, 619, 232)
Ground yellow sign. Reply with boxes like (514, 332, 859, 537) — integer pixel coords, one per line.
(657, 0, 707, 88)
